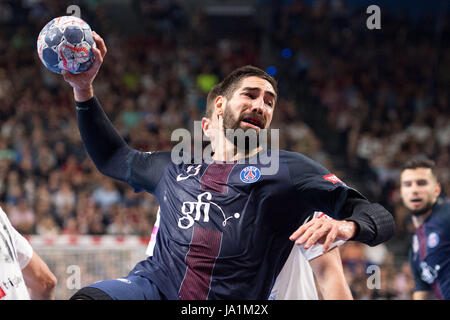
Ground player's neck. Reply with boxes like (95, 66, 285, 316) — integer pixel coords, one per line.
(212, 138, 262, 162)
(412, 209, 433, 228)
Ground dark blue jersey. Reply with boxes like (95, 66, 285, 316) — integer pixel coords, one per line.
(74, 96, 395, 300)
(409, 200, 450, 299)
(123, 149, 364, 299)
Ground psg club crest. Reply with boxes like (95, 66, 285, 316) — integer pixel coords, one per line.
(427, 232, 439, 248)
(240, 166, 261, 184)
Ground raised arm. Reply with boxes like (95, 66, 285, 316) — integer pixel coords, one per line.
(62, 32, 131, 181)
(62, 32, 171, 191)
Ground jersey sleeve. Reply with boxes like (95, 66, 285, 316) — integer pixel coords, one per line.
(286, 151, 365, 220)
(76, 96, 171, 193)
(286, 151, 395, 246)
(127, 150, 172, 193)
(11, 227, 33, 269)
(0, 207, 33, 269)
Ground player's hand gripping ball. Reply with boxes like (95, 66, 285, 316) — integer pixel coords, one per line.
(37, 16, 96, 74)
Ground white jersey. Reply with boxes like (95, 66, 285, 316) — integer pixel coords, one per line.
(269, 244, 319, 299)
(269, 212, 345, 300)
(147, 210, 345, 300)
(0, 206, 33, 300)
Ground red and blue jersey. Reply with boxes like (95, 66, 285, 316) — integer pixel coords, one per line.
(75, 96, 395, 300)
(409, 200, 450, 299)
(124, 149, 364, 299)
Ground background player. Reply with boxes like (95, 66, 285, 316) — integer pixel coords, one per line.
(0, 206, 57, 300)
(400, 156, 450, 300)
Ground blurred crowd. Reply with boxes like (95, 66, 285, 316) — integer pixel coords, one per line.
(272, 0, 450, 231)
(0, 0, 448, 299)
(270, 0, 449, 298)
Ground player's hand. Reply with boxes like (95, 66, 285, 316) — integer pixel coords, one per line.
(62, 31, 107, 101)
(289, 217, 357, 253)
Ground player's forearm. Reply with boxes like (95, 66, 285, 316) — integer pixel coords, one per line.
(75, 96, 130, 180)
(22, 252, 57, 300)
(28, 284, 56, 300)
(310, 249, 353, 300)
(316, 270, 353, 300)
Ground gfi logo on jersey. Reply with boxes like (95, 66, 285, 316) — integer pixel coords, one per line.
(240, 166, 261, 184)
(178, 192, 241, 230)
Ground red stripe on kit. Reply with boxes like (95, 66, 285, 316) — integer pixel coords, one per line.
(179, 227, 222, 300)
(201, 163, 236, 194)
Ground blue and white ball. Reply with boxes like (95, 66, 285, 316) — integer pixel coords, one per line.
(37, 16, 95, 74)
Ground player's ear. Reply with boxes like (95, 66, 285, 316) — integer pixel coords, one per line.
(215, 96, 225, 117)
(434, 182, 442, 198)
(202, 117, 211, 137)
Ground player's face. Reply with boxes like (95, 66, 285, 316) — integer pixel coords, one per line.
(222, 76, 276, 132)
(400, 168, 441, 216)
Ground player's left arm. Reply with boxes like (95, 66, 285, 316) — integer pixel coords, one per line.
(22, 251, 57, 300)
(287, 154, 395, 248)
(291, 198, 395, 250)
(309, 247, 353, 300)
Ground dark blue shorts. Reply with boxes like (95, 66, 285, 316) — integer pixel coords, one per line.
(71, 275, 164, 300)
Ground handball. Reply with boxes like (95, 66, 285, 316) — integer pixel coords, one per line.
(37, 16, 96, 74)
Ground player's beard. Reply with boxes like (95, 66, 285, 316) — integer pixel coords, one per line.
(222, 107, 241, 132)
(222, 108, 263, 152)
(410, 200, 434, 217)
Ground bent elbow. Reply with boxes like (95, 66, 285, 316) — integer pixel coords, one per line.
(39, 272, 58, 294)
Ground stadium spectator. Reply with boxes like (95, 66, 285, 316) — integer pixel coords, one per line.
(7, 198, 35, 234)
(92, 178, 121, 212)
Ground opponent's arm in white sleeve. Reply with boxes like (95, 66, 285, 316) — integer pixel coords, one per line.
(299, 212, 352, 299)
(271, 212, 350, 300)
(11, 227, 57, 300)
(21, 251, 57, 300)
(309, 246, 352, 300)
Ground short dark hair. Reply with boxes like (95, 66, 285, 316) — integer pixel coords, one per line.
(402, 155, 437, 178)
(205, 65, 278, 119)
